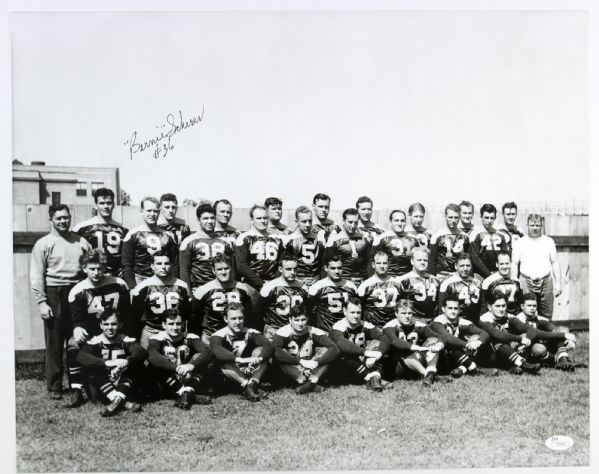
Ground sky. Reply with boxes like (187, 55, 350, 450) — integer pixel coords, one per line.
(10, 10, 588, 210)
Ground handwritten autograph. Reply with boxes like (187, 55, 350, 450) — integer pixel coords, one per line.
(124, 107, 205, 160)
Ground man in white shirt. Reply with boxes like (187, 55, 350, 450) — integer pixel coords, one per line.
(511, 214, 561, 319)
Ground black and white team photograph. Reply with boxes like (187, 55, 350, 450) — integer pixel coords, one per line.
(3, 2, 596, 473)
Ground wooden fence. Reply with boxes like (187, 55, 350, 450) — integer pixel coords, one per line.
(13, 204, 588, 359)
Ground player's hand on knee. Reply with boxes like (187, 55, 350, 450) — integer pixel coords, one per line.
(73, 327, 88, 344)
(300, 359, 318, 370)
(466, 340, 482, 351)
(176, 363, 194, 376)
(39, 302, 54, 320)
(520, 336, 532, 347)
(363, 350, 382, 360)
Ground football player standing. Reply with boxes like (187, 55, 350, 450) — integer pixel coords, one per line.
(356, 196, 385, 239)
(373, 210, 420, 277)
(311, 193, 341, 241)
(158, 193, 191, 246)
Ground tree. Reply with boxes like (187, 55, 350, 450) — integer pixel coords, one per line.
(182, 198, 198, 207)
(120, 189, 132, 206)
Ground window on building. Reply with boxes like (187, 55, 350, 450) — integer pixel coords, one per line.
(91, 182, 104, 192)
(51, 192, 61, 206)
(76, 182, 87, 197)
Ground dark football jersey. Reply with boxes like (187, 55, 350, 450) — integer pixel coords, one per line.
(235, 230, 284, 289)
(308, 277, 358, 331)
(496, 224, 525, 254)
(469, 228, 509, 276)
(429, 229, 470, 274)
(121, 225, 179, 288)
(383, 319, 434, 346)
(158, 217, 191, 246)
(214, 225, 240, 246)
(211, 327, 266, 358)
(258, 279, 308, 329)
(147, 331, 212, 372)
(68, 276, 131, 335)
(283, 231, 326, 280)
(192, 280, 253, 334)
(515, 312, 555, 331)
(431, 314, 477, 341)
(406, 228, 432, 249)
(358, 221, 386, 241)
(373, 231, 420, 277)
(312, 219, 341, 242)
(395, 272, 439, 321)
(439, 275, 483, 322)
(77, 333, 145, 366)
(73, 217, 128, 276)
(482, 273, 523, 315)
(330, 319, 381, 350)
(358, 276, 404, 327)
(325, 231, 371, 280)
(274, 325, 327, 360)
(479, 312, 526, 335)
(131, 276, 190, 330)
(180, 232, 236, 290)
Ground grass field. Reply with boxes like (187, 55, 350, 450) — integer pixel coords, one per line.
(15, 332, 589, 472)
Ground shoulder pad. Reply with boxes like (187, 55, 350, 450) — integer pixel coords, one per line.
(414, 321, 427, 327)
(87, 334, 104, 344)
(331, 319, 348, 331)
(186, 333, 200, 339)
(275, 325, 293, 337)
(479, 312, 493, 323)
(310, 327, 326, 336)
(363, 321, 376, 330)
(383, 319, 398, 329)
(122, 336, 137, 343)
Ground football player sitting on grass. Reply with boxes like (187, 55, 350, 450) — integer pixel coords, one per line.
(329, 296, 390, 391)
(76, 308, 146, 417)
(476, 294, 541, 375)
(210, 302, 273, 402)
(430, 295, 498, 378)
(273, 305, 340, 394)
(147, 309, 214, 410)
(382, 299, 445, 386)
(515, 293, 577, 371)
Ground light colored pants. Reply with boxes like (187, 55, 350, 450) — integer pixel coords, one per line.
(140, 325, 161, 349)
(520, 273, 554, 319)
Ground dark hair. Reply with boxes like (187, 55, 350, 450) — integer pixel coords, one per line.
(521, 292, 537, 303)
(151, 251, 171, 263)
(355, 196, 373, 208)
(225, 302, 245, 316)
(480, 203, 497, 216)
(196, 203, 215, 220)
(502, 201, 518, 213)
(250, 204, 267, 218)
(49, 204, 70, 218)
(456, 253, 471, 263)
(92, 187, 115, 203)
(395, 299, 414, 311)
(389, 209, 406, 221)
(279, 254, 298, 266)
(295, 205, 312, 220)
(163, 308, 183, 322)
(213, 199, 232, 212)
(140, 196, 160, 209)
(212, 254, 232, 268)
(288, 305, 307, 319)
(80, 248, 107, 267)
(372, 250, 389, 262)
(458, 201, 474, 212)
(160, 193, 178, 204)
(325, 255, 343, 266)
(99, 308, 121, 322)
(496, 251, 511, 261)
(342, 208, 359, 220)
(443, 294, 460, 306)
(264, 197, 283, 208)
(408, 202, 425, 215)
(345, 296, 362, 309)
(488, 293, 507, 305)
(444, 203, 460, 215)
(312, 193, 331, 204)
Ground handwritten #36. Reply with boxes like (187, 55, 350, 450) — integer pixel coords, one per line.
(124, 108, 205, 160)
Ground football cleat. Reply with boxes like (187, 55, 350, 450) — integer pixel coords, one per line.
(295, 380, 316, 395)
(175, 391, 194, 410)
(124, 401, 142, 413)
(242, 381, 260, 402)
(556, 357, 575, 372)
(101, 396, 125, 417)
(194, 394, 214, 405)
(422, 372, 436, 387)
(521, 361, 541, 374)
(451, 368, 465, 378)
(509, 366, 523, 375)
(367, 375, 384, 392)
(435, 375, 454, 384)
(64, 389, 85, 408)
(470, 367, 499, 377)
(48, 391, 63, 401)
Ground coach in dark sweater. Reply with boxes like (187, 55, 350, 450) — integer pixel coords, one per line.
(30, 204, 91, 399)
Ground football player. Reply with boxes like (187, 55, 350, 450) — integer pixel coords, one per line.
(158, 193, 191, 246)
(458, 200, 476, 237)
(515, 293, 577, 370)
(481, 251, 523, 315)
(356, 196, 385, 239)
(265, 197, 290, 235)
(308, 256, 358, 331)
(406, 202, 432, 249)
(191, 255, 253, 343)
(329, 297, 389, 391)
(311, 193, 341, 240)
(73, 187, 128, 277)
(65, 249, 131, 408)
(147, 310, 214, 409)
(179, 203, 236, 293)
(121, 196, 179, 289)
(325, 208, 372, 287)
(469, 204, 509, 278)
(273, 305, 340, 394)
(429, 203, 470, 281)
(210, 302, 273, 402)
(497, 201, 525, 253)
(283, 206, 327, 288)
(235, 205, 284, 291)
(382, 299, 445, 386)
(76, 309, 146, 417)
(254, 255, 308, 340)
(213, 199, 240, 245)
(438, 253, 483, 323)
(395, 248, 439, 323)
(431, 295, 497, 378)
(357, 251, 404, 328)
(131, 252, 190, 348)
(373, 209, 421, 277)
(477, 294, 541, 374)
